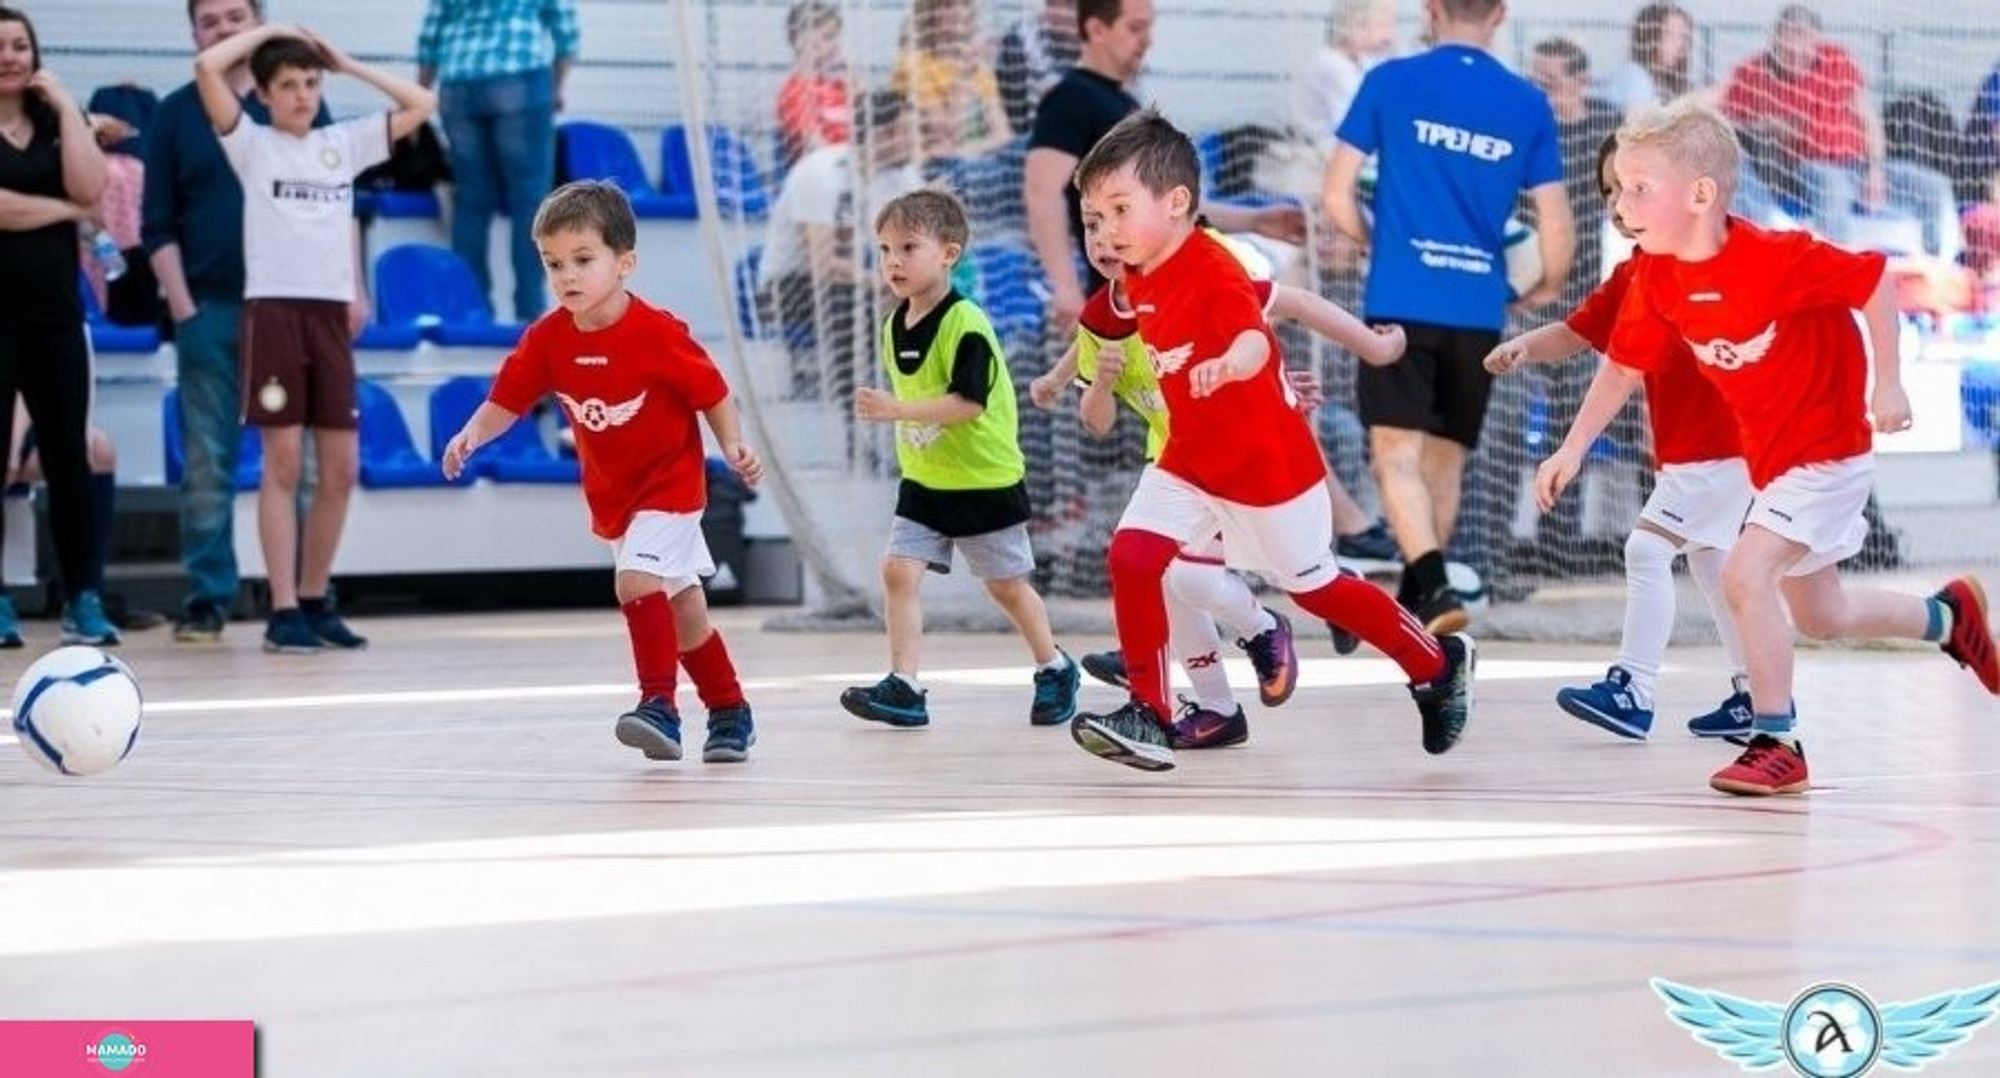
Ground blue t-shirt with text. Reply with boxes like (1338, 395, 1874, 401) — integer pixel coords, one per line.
(1337, 45, 1561, 331)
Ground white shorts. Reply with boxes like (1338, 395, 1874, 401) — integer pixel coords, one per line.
(611, 510, 715, 595)
(1638, 457, 1753, 552)
(1118, 466, 1341, 591)
(1746, 454, 1873, 577)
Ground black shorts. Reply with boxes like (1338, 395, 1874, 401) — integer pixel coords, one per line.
(1355, 321, 1502, 450)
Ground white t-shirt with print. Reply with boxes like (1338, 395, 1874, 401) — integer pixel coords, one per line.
(220, 114, 390, 302)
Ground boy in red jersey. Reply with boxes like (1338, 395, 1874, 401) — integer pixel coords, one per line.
(1556, 102, 1995, 794)
(1066, 108, 1475, 772)
(1485, 134, 1756, 741)
(442, 181, 765, 765)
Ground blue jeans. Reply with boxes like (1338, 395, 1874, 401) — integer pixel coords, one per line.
(440, 69, 557, 322)
(175, 301, 242, 609)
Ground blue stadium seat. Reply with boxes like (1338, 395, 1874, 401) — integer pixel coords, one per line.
(372, 244, 526, 348)
(660, 124, 771, 218)
(560, 120, 695, 218)
(1963, 360, 2000, 446)
(356, 379, 460, 488)
(77, 272, 159, 354)
(355, 189, 442, 218)
(427, 375, 579, 483)
(161, 388, 261, 490)
(966, 244, 1046, 345)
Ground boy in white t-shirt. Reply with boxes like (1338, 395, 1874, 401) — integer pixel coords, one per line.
(195, 24, 434, 653)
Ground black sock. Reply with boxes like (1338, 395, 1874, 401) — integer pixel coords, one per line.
(1406, 550, 1448, 598)
(88, 472, 115, 593)
(300, 596, 327, 616)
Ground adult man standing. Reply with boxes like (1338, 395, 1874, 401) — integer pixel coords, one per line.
(1322, 0, 1573, 632)
(143, 0, 333, 642)
(417, 0, 580, 323)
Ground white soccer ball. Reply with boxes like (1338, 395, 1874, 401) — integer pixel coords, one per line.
(11, 646, 143, 776)
(1502, 216, 1543, 300)
(1445, 561, 1490, 613)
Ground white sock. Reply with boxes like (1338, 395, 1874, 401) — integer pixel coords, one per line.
(1166, 588, 1237, 713)
(1615, 529, 1679, 708)
(891, 671, 923, 694)
(1166, 558, 1266, 641)
(1039, 651, 1071, 671)
(1684, 544, 1749, 679)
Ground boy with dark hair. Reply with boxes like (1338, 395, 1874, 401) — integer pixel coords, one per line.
(841, 189, 1082, 730)
(444, 181, 765, 764)
(196, 22, 434, 653)
(1069, 108, 1475, 772)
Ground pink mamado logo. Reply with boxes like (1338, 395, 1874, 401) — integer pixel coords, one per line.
(87, 1030, 146, 1071)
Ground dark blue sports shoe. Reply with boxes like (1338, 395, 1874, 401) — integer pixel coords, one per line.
(1336, 521, 1401, 570)
(615, 696, 683, 760)
(304, 597, 368, 650)
(1410, 633, 1476, 755)
(1326, 621, 1360, 656)
(1080, 649, 1129, 689)
(840, 674, 930, 727)
(1030, 649, 1081, 726)
(702, 704, 756, 763)
(1557, 665, 1654, 740)
(263, 608, 323, 654)
(1687, 679, 1756, 739)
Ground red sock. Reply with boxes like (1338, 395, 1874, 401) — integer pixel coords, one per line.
(621, 592, 679, 700)
(1291, 574, 1445, 683)
(680, 630, 746, 710)
(1108, 528, 1182, 724)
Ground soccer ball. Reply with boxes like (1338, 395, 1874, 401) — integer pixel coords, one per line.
(1502, 216, 1543, 300)
(11, 646, 143, 776)
(1445, 561, 1491, 613)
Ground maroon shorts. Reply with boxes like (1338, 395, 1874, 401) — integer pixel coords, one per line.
(239, 298, 357, 430)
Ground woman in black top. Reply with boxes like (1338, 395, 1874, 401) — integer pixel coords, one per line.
(0, 5, 111, 648)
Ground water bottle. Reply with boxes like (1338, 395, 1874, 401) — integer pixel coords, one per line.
(89, 228, 126, 282)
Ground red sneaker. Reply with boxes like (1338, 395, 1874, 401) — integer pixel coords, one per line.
(1710, 735, 1810, 796)
(1936, 577, 1999, 694)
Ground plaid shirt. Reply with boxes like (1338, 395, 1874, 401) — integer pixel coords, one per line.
(417, 0, 581, 83)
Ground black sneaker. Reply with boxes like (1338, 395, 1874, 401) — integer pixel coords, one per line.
(1030, 649, 1081, 726)
(1410, 632, 1476, 755)
(614, 696, 683, 760)
(1080, 649, 1129, 689)
(1326, 621, 1361, 656)
(702, 704, 756, 763)
(174, 599, 227, 644)
(1070, 699, 1176, 771)
(305, 599, 369, 649)
(840, 674, 930, 727)
(1412, 583, 1469, 635)
(263, 608, 323, 654)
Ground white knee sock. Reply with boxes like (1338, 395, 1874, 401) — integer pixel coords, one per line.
(1684, 544, 1748, 680)
(1616, 529, 1680, 708)
(1166, 590, 1236, 713)
(1166, 558, 1268, 641)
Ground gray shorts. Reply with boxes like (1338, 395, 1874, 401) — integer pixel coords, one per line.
(886, 516, 1035, 579)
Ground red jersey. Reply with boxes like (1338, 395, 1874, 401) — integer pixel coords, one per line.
(1720, 44, 1867, 164)
(492, 296, 730, 538)
(776, 74, 851, 157)
(1079, 275, 1275, 338)
(1608, 219, 1885, 488)
(1567, 256, 1741, 467)
(1122, 230, 1324, 505)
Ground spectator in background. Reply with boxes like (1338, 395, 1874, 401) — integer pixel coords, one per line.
(1291, 0, 1397, 157)
(776, 0, 851, 170)
(0, 5, 115, 649)
(996, 0, 1078, 137)
(1604, 2, 1693, 116)
(893, 0, 1012, 160)
(1720, 4, 1960, 260)
(82, 84, 161, 327)
(417, 0, 579, 323)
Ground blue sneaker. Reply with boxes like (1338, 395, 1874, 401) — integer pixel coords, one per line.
(60, 589, 120, 647)
(1030, 649, 1081, 726)
(702, 704, 756, 763)
(1687, 678, 1755, 739)
(0, 595, 21, 649)
(614, 696, 683, 760)
(840, 674, 930, 727)
(1556, 665, 1654, 740)
(263, 608, 324, 654)
(1336, 522, 1401, 571)
(1080, 649, 1129, 689)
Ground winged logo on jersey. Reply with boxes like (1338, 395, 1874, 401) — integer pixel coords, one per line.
(555, 391, 647, 433)
(1687, 321, 1778, 371)
(1146, 342, 1195, 377)
(900, 422, 945, 451)
(1651, 977, 2000, 1076)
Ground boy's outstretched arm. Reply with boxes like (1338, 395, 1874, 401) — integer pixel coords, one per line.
(854, 387, 983, 426)
(1860, 271, 1911, 433)
(305, 31, 438, 141)
(702, 397, 763, 487)
(1484, 322, 1592, 375)
(1533, 359, 1643, 512)
(1268, 285, 1404, 366)
(195, 22, 289, 134)
(441, 401, 522, 480)
(1028, 338, 1081, 410)
(1186, 329, 1270, 399)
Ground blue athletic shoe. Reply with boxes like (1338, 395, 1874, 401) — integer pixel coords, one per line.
(60, 589, 121, 647)
(1688, 680, 1756, 739)
(1556, 665, 1654, 740)
(0, 595, 22, 649)
(1030, 649, 1081, 726)
(702, 704, 756, 763)
(615, 696, 683, 760)
(840, 674, 930, 727)
(262, 608, 323, 654)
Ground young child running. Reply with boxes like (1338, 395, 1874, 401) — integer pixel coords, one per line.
(1029, 215, 1406, 750)
(442, 181, 764, 764)
(1547, 101, 1997, 794)
(1067, 108, 1475, 773)
(1484, 134, 1754, 740)
(840, 189, 1082, 729)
